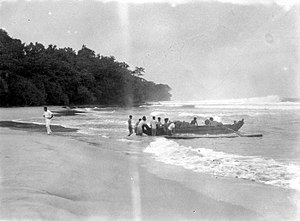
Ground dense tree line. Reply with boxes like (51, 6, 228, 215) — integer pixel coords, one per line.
(0, 29, 171, 106)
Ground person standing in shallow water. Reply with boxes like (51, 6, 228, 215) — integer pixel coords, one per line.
(137, 116, 147, 136)
(150, 116, 157, 136)
(134, 119, 141, 134)
(163, 118, 169, 135)
(128, 115, 133, 136)
(43, 107, 53, 135)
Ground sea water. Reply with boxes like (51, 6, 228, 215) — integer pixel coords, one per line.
(10, 95, 300, 191)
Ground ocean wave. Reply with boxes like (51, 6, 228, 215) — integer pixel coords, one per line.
(178, 112, 267, 118)
(155, 95, 300, 109)
(74, 107, 115, 114)
(150, 111, 167, 117)
(179, 95, 282, 104)
(144, 138, 300, 190)
(193, 104, 300, 110)
(117, 138, 142, 143)
(178, 113, 208, 118)
(92, 110, 116, 114)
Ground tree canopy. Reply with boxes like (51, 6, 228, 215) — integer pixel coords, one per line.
(0, 29, 171, 106)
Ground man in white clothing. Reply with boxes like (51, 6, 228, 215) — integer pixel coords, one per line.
(43, 107, 53, 134)
(137, 116, 147, 136)
(150, 116, 157, 136)
(167, 122, 176, 135)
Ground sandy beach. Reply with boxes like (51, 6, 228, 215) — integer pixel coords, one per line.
(1, 0, 299, 219)
(0, 107, 299, 221)
(0, 120, 299, 221)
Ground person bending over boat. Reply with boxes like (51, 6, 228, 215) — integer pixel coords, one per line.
(134, 119, 141, 134)
(209, 117, 223, 127)
(137, 116, 147, 135)
(138, 116, 152, 136)
(190, 117, 198, 126)
(168, 121, 176, 135)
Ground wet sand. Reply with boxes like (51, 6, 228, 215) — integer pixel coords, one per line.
(0, 121, 299, 220)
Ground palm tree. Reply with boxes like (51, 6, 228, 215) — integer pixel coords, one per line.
(132, 66, 145, 78)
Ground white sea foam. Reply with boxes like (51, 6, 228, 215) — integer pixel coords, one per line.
(97, 110, 116, 114)
(202, 95, 282, 104)
(178, 111, 268, 120)
(178, 113, 208, 118)
(177, 113, 226, 123)
(165, 95, 282, 105)
(117, 138, 141, 143)
(150, 111, 167, 117)
(156, 95, 300, 110)
(193, 104, 300, 110)
(144, 138, 300, 190)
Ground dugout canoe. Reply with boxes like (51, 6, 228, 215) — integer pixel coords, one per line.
(142, 119, 244, 135)
(174, 119, 244, 135)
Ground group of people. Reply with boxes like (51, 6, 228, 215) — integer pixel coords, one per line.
(42, 107, 223, 137)
(190, 117, 223, 127)
(127, 115, 176, 136)
(204, 117, 223, 127)
(128, 115, 224, 136)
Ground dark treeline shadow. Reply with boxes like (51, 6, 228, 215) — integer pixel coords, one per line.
(0, 29, 171, 107)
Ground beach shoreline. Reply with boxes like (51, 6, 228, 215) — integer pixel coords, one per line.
(0, 117, 299, 220)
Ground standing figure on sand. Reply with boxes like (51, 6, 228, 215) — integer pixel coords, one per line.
(43, 107, 53, 135)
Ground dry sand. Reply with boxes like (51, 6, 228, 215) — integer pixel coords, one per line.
(0, 125, 299, 220)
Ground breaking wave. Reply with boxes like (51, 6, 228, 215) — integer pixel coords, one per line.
(144, 138, 300, 190)
(154, 95, 300, 110)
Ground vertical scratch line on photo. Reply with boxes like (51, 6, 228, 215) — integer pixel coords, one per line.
(130, 156, 141, 221)
(118, 2, 130, 62)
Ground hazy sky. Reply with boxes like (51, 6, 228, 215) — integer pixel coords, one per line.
(0, 0, 299, 100)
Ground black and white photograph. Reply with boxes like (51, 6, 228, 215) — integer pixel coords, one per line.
(0, 0, 299, 220)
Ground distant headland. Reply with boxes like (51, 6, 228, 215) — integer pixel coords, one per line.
(0, 29, 172, 107)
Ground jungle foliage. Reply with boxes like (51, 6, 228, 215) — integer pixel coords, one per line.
(0, 29, 171, 106)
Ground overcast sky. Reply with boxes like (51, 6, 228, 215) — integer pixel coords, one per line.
(0, 0, 299, 100)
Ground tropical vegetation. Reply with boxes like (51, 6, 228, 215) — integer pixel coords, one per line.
(0, 29, 171, 106)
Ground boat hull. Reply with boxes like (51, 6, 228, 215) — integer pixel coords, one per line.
(142, 119, 244, 135)
(174, 119, 244, 135)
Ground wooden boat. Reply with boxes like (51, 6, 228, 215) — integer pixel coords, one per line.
(174, 119, 244, 135)
(164, 132, 262, 139)
(142, 119, 244, 135)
